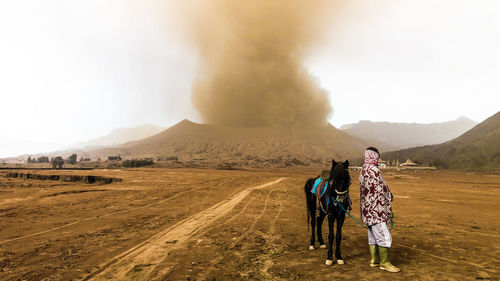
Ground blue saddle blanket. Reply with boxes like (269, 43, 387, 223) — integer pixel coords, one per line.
(311, 178, 329, 197)
(312, 177, 332, 207)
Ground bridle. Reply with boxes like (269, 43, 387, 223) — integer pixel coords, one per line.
(335, 189, 348, 195)
(321, 166, 352, 214)
(333, 173, 351, 204)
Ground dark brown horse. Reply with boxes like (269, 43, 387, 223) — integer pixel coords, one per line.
(304, 159, 351, 265)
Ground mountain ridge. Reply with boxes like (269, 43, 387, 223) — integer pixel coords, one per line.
(73, 124, 165, 149)
(341, 116, 478, 149)
(382, 112, 500, 169)
(86, 119, 394, 168)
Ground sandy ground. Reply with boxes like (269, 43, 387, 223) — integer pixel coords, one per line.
(0, 168, 498, 280)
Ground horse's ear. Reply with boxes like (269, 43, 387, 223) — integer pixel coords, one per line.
(344, 160, 349, 168)
(332, 159, 337, 166)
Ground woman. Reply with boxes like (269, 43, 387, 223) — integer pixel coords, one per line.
(359, 147, 400, 273)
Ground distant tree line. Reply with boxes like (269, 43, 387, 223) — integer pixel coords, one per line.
(27, 156, 50, 163)
(28, 153, 90, 168)
(79, 157, 91, 162)
(51, 156, 64, 169)
(122, 159, 154, 168)
(108, 155, 122, 161)
(67, 154, 77, 164)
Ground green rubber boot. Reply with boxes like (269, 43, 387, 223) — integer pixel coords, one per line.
(369, 245, 380, 267)
(379, 246, 400, 273)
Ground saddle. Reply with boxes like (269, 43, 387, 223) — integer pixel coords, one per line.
(311, 170, 353, 212)
(311, 177, 329, 198)
(311, 171, 331, 212)
(311, 169, 329, 194)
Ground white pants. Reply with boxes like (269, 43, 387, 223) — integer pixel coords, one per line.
(368, 222, 392, 247)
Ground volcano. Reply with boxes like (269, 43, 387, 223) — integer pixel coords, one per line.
(89, 119, 391, 168)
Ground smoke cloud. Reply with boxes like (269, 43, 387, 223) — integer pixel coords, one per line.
(182, 0, 333, 127)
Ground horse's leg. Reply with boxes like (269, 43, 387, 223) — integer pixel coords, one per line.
(317, 211, 327, 248)
(309, 201, 316, 250)
(325, 213, 335, 265)
(335, 212, 346, 264)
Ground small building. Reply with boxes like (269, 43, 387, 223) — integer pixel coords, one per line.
(379, 159, 389, 169)
(400, 159, 418, 167)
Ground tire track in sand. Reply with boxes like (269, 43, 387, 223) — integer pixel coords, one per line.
(187, 187, 279, 280)
(229, 189, 277, 250)
(260, 191, 284, 279)
(198, 185, 285, 281)
(83, 178, 284, 281)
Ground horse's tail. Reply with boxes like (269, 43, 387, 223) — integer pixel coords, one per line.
(304, 178, 315, 232)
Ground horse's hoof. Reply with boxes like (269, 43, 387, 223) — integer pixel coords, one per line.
(320, 244, 327, 249)
(308, 245, 315, 251)
(337, 259, 345, 265)
(325, 259, 333, 266)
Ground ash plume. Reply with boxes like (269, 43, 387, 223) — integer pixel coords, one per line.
(182, 0, 333, 127)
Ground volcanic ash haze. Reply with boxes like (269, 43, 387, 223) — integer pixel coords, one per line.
(182, 0, 333, 128)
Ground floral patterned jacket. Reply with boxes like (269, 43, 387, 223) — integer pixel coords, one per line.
(359, 150, 393, 226)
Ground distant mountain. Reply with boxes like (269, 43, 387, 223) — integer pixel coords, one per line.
(74, 124, 165, 148)
(87, 119, 394, 168)
(341, 117, 478, 150)
(0, 124, 166, 161)
(382, 111, 500, 169)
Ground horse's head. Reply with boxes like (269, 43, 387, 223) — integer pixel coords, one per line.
(330, 159, 351, 194)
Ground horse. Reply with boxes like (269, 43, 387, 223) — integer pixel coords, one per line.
(304, 159, 351, 265)
(304, 166, 332, 251)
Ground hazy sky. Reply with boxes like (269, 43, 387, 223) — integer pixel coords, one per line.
(1, 0, 499, 157)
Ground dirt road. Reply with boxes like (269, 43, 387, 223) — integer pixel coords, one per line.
(86, 178, 284, 280)
(0, 168, 499, 280)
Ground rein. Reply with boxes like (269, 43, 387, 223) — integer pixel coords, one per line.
(334, 196, 395, 230)
(333, 196, 368, 229)
(332, 173, 395, 230)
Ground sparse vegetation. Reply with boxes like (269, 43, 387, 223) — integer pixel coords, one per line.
(67, 154, 77, 165)
(122, 159, 154, 168)
(27, 156, 50, 163)
(6, 172, 121, 184)
(216, 162, 237, 170)
(51, 156, 64, 169)
(291, 158, 306, 166)
(108, 155, 122, 161)
(431, 158, 448, 169)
